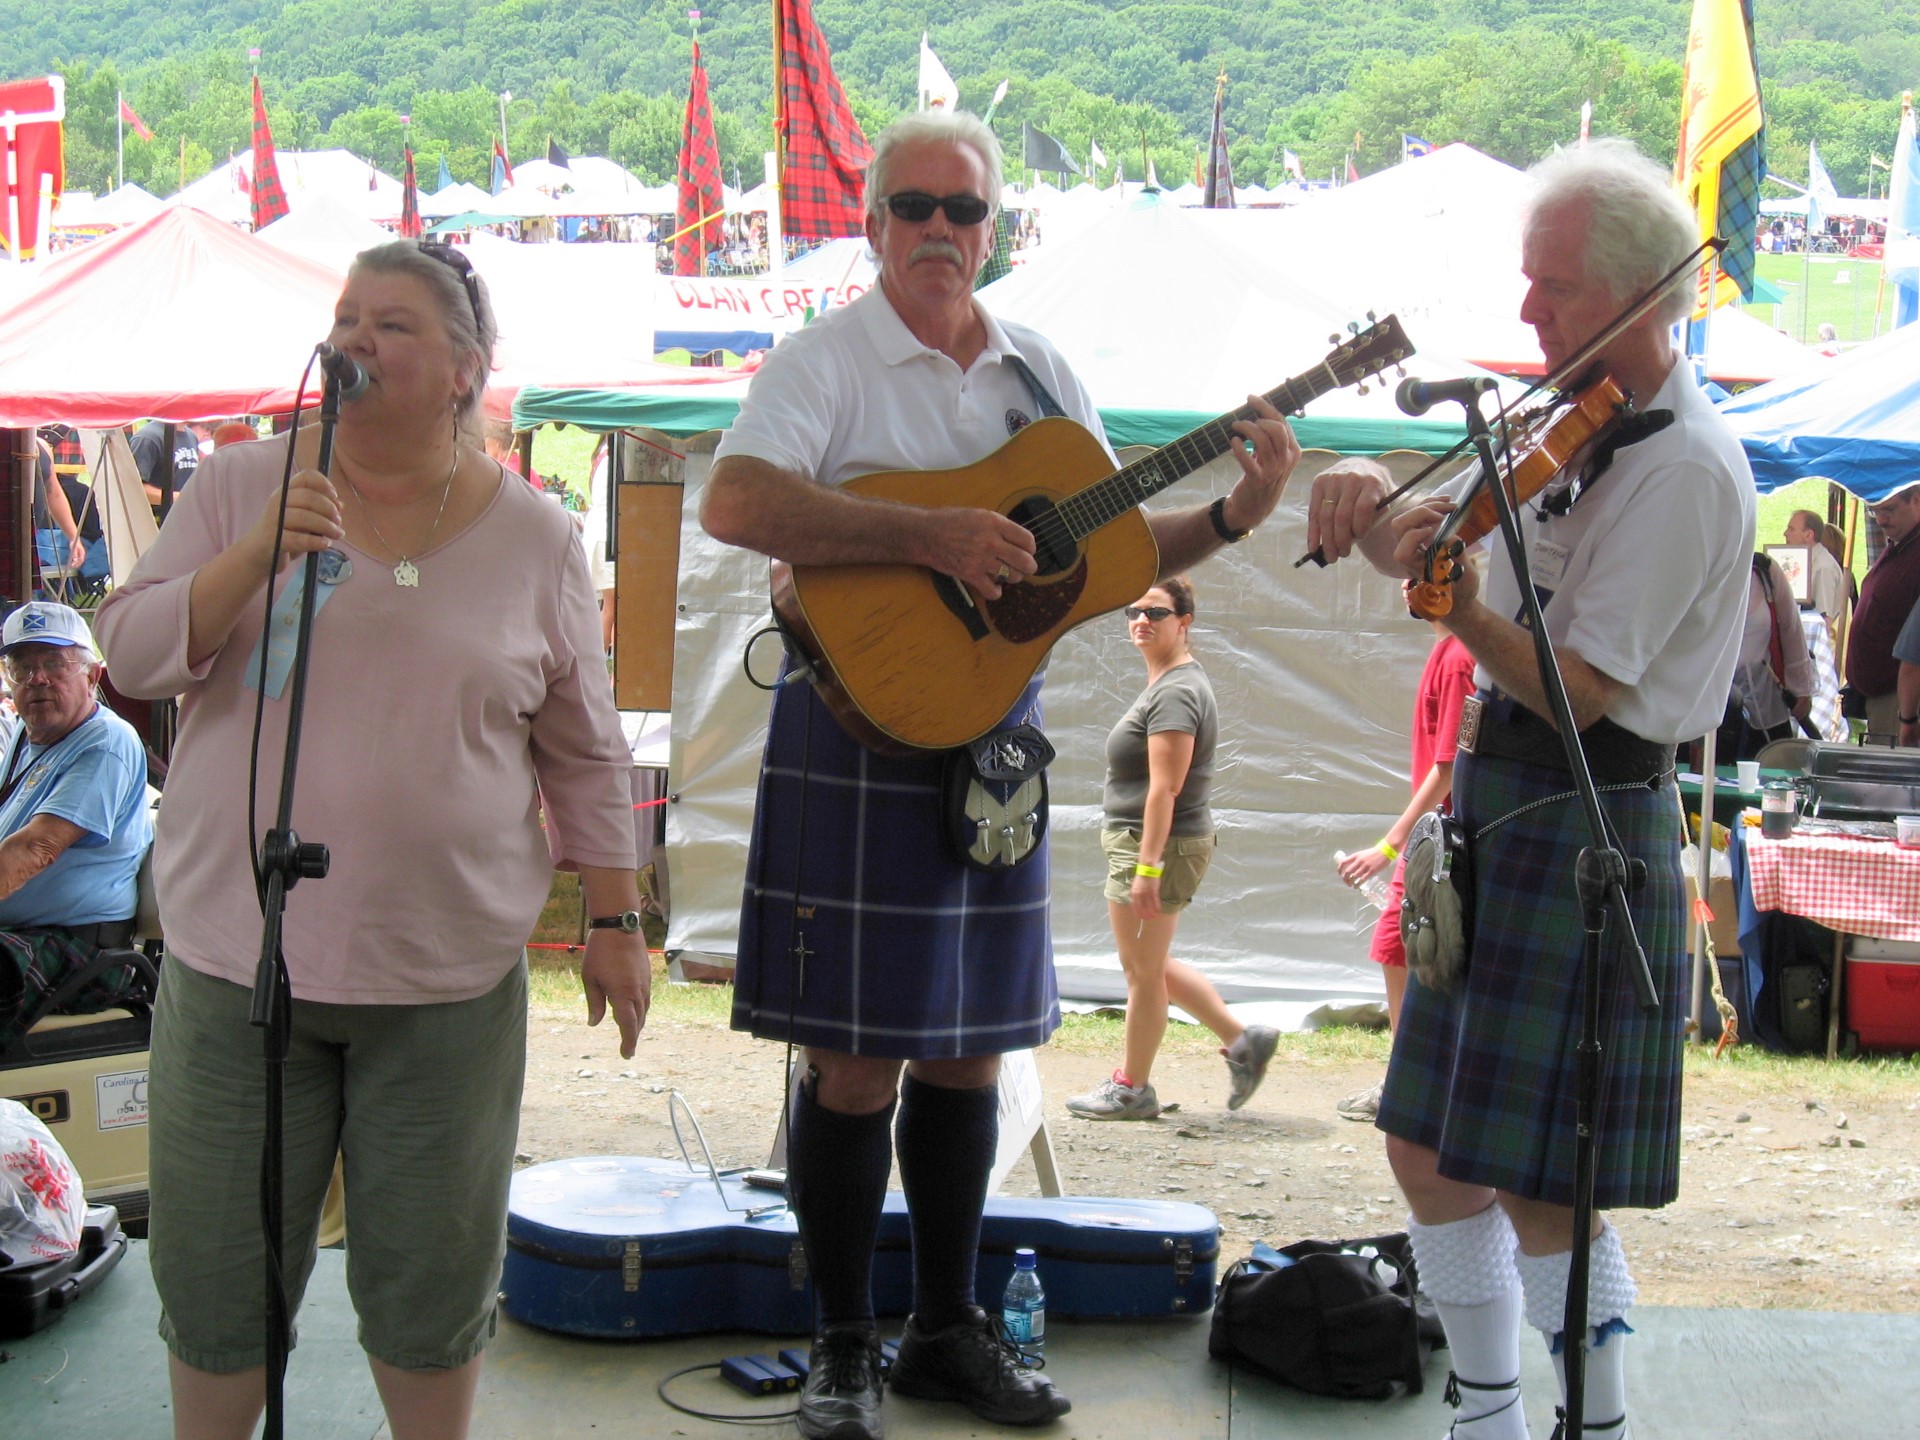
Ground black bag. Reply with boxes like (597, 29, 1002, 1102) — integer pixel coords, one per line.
(940, 724, 1053, 872)
(1208, 1232, 1445, 1399)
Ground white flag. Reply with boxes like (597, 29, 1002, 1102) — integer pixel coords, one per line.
(919, 34, 959, 111)
(1090, 138, 1107, 170)
(1283, 147, 1304, 181)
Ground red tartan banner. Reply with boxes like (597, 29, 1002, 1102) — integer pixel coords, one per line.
(399, 142, 423, 239)
(119, 96, 154, 142)
(777, 0, 870, 243)
(249, 75, 290, 230)
(675, 39, 723, 276)
(0, 75, 65, 261)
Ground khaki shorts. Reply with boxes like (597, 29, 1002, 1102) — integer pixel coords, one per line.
(148, 958, 528, 1373)
(1101, 828, 1216, 911)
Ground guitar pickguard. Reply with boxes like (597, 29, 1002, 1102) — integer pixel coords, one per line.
(983, 553, 1088, 643)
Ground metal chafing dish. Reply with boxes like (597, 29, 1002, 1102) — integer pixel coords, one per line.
(1754, 739, 1920, 821)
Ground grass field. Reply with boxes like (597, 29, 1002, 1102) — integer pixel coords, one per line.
(1751, 250, 1897, 345)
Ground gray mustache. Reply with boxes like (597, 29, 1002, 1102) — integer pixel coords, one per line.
(910, 240, 966, 266)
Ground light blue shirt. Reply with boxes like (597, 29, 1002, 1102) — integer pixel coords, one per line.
(0, 706, 151, 929)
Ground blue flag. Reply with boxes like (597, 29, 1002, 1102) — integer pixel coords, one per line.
(438, 154, 454, 192)
(1890, 100, 1920, 329)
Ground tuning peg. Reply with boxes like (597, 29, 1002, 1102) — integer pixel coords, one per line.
(1396, 364, 1408, 377)
(1355, 383, 1369, 395)
(1347, 321, 1361, 335)
(1367, 309, 1378, 323)
(1328, 333, 1341, 346)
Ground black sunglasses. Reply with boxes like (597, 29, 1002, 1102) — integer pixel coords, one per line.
(1124, 605, 1176, 623)
(884, 191, 992, 226)
(420, 241, 484, 329)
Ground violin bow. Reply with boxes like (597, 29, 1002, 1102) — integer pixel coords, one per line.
(1294, 235, 1726, 569)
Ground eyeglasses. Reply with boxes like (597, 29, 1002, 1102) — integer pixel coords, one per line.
(1123, 605, 1176, 623)
(883, 191, 992, 226)
(419, 242, 484, 330)
(3, 652, 91, 682)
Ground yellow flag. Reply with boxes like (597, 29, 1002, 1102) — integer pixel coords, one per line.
(1674, 0, 1763, 317)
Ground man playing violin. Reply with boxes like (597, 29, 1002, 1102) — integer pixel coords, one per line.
(1309, 139, 1755, 1440)
(700, 109, 1299, 1440)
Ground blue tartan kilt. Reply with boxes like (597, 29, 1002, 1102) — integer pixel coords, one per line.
(1378, 751, 1688, 1210)
(730, 671, 1059, 1060)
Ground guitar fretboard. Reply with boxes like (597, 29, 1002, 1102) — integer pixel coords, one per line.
(1052, 362, 1348, 542)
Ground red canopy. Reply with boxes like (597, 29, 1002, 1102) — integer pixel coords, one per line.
(0, 205, 346, 426)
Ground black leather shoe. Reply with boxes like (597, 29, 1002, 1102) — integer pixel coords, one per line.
(797, 1325, 886, 1440)
(887, 1306, 1070, 1426)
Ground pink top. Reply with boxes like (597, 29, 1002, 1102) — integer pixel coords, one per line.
(96, 434, 636, 1004)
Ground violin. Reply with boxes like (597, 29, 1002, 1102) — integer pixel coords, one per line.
(1406, 372, 1633, 620)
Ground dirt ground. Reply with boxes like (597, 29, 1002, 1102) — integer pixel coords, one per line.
(514, 981, 1920, 1316)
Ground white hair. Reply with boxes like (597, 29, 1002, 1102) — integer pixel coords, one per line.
(865, 111, 1004, 220)
(349, 241, 498, 431)
(1525, 139, 1699, 328)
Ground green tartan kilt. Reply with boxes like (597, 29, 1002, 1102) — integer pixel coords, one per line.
(1378, 751, 1688, 1210)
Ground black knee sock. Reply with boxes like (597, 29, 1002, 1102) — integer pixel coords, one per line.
(895, 1073, 999, 1333)
(787, 1073, 895, 1332)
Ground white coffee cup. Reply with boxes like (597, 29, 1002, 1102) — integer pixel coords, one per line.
(1736, 760, 1761, 791)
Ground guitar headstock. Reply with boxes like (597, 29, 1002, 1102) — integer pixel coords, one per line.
(1325, 314, 1414, 394)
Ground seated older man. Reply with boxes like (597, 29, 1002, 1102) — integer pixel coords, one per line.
(0, 601, 154, 1046)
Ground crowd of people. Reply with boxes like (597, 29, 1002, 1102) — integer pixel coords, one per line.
(4, 103, 1910, 1440)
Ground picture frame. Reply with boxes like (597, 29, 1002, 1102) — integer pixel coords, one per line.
(1764, 543, 1813, 605)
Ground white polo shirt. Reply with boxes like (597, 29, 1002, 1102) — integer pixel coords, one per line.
(714, 284, 1113, 485)
(1460, 361, 1756, 744)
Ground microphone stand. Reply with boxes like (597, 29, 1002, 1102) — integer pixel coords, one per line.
(1447, 390, 1657, 1440)
(249, 369, 338, 1439)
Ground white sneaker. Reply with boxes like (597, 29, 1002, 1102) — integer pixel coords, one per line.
(1337, 1080, 1383, 1122)
(1065, 1076, 1161, 1120)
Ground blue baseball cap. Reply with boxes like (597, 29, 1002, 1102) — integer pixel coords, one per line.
(1, 601, 96, 656)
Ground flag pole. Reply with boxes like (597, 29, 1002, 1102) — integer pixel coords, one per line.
(116, 90, 124, 190)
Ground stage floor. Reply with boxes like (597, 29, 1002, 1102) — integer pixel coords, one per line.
(4, 1241, 1910, 1438)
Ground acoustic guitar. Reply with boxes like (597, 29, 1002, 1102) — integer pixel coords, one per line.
(771, 315, 1414, 754)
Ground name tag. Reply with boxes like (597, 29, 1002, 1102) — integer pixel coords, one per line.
(242, 551, 351, 700)
(1531, 537, 1571, 589)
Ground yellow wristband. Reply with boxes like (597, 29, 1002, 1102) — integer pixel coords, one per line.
(1134, 862, 1165, 878)
(1374, 839, 1399, 861)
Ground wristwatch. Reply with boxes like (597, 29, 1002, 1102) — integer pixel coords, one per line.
(1209, 495, 1251, 544)
(588, 911, 643, 934)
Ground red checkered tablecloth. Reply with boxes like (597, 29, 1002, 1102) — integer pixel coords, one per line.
(1743, 829, 1920, 942)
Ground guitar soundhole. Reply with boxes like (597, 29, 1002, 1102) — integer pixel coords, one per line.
(989, 497, 1087, 645)
(1008, 496, 1077, 576)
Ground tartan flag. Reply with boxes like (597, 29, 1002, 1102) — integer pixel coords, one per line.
(676, 38, 724, 275)
(119, 95, 153, 142)
(399, 142, 423, 239)
(1203, 80, 1234, 208)
(249, 74, 291, 229)
(0, 75, 65, 260)
(974, 208, 1013, 290)
(1675, 0, 1764, 318)
(491, 138, 513, 195)
(776, 0, 871, 242)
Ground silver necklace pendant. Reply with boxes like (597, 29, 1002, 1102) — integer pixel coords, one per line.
(393, 558, 420, 588)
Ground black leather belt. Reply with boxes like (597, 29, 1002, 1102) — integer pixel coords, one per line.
(1460, 691, 1674, 786)
(65, 918, 136, 949)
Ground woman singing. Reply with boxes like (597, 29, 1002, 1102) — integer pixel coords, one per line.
(98, 240, 648, 1440)
(1066, 577, 1277, 1121)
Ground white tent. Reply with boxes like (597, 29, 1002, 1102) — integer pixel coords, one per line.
(256, 191, 395, 271)
(422, 181, 495, 218)
(169, 149, 403, 226)
(1192, 143, 1821, 387)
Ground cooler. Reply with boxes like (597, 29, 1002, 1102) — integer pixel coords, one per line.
(1845, 937, 1920, 1051)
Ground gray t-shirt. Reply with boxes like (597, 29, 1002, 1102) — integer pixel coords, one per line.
(1102, 661, 1216, 836)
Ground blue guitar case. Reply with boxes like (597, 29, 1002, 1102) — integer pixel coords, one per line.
(501, 1155, 1218, 1339)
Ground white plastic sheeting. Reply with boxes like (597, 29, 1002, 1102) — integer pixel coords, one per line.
(662, 439, 1448, 1010)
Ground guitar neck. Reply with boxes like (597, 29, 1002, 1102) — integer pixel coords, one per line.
(1055, 364, 1347, 542)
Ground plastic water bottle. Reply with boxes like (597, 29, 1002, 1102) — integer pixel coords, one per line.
(1001, 1248, 1046, 1358)
(1333, 851, 1392, 910)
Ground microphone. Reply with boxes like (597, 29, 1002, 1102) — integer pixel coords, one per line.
(314, 343, 369, 402)
(1395, 374, 1498, 417)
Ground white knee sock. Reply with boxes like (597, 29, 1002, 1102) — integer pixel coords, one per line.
(1515, 1221, 1634, 1440)
(1406, 1207, 1531, 1440)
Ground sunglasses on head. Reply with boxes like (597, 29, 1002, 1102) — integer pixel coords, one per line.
(883, 191, 992, 226)
(419, 241, 484, 329)
(1124, 605, 1176, 623)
